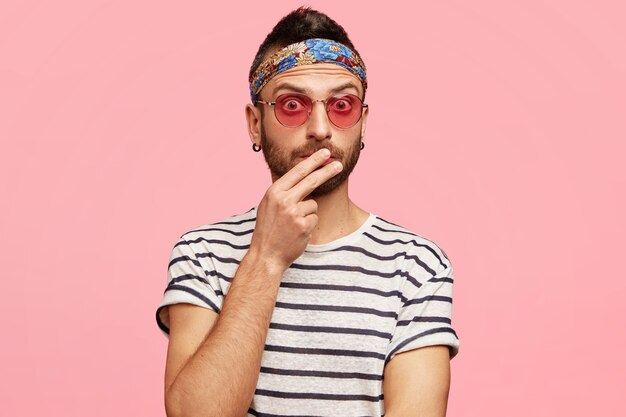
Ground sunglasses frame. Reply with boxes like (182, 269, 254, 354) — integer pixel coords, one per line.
(255, 92, 368, 129)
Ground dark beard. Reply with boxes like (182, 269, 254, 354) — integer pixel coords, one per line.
(259, 123, 362, 197)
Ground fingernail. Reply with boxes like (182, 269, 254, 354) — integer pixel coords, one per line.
(333, 161, 343, 171)
(321, 148, 331, 157)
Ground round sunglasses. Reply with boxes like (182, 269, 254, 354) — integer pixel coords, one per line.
(255, 92, 368, 128)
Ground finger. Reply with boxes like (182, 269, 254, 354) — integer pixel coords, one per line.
(302, 213, 318, 233)
(296, 199, 318, 216)
(290, 160, 343, 202)
(274, 148, 331, 191)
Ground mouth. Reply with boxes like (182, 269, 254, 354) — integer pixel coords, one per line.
(298, 154, 338, 165)
(299, 151, 339, 158)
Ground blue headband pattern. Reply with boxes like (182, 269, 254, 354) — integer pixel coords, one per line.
(249, 38, 367, 103)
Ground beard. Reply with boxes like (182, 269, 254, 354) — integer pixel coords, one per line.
(259, 122, 362, 197)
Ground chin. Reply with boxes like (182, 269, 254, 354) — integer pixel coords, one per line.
(309, 172, 351, 197)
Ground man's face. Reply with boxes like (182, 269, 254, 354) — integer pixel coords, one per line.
(255, 63, 368, 197)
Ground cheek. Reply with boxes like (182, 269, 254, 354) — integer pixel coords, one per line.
(263, 116, 299, 139)
(261, 106, 285, 130)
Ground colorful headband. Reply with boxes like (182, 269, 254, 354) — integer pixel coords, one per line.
(249, 38, 367, 103)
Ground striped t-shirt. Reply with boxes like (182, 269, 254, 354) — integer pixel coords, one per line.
(156, 207, 460, 417)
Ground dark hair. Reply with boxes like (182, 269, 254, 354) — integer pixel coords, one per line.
(248, 6, 364, 90)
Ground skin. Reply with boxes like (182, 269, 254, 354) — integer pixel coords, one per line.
(244, 62, 452, 417)
(245, 63, 371, 244)
(164, 61, 452, 417)
(165, 149, 349, 417)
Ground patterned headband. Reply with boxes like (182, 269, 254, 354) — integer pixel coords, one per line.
(249, 38, 367, 103)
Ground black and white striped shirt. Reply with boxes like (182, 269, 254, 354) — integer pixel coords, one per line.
(156, 207, 460, 417)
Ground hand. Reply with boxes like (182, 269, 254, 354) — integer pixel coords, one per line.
(248, 148, 343, 274)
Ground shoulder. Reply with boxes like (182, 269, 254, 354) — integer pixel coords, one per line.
(369, 214, 451, 274)
(178, 207, 257, 242)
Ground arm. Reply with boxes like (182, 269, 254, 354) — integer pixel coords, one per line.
(383, 253, 459, 417)
(163, 148, 343, 417)
(383, 345, 451, 417)
(165, 252, 284, 417)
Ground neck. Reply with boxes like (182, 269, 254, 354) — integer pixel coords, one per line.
(304, 179, 369, 245)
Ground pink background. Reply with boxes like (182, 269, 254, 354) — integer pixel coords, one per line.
(1, 1, 624, 416)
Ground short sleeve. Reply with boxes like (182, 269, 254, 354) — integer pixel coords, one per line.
(155, 236, 224, 337)
(386, 263, 460, 363)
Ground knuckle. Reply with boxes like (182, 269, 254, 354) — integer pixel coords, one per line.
(296, 216, 306, 231)
(276, 196, 290, 209)
(265, 186, 279, 200)
(295, 217, 308, 231)
(287, 205, 300, 217)
(325, 163, 340, 175)
(304, 175, 319, 189)
(293, 165, 308, 180)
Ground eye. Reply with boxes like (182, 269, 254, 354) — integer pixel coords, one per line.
(279, 95, 307, 112)
(330, 97, 353, 112)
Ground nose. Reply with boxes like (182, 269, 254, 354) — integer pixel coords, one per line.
(305, 100, 332, 141)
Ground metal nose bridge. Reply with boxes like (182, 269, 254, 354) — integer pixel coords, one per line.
(307, 98, 330, 115)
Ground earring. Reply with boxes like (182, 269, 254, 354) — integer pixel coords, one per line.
(360, 142, 365, 150)
(252, 143, 262, 152)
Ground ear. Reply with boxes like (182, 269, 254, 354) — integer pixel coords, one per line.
(245, 103, 262, 146)
(360, 105, 369, 139)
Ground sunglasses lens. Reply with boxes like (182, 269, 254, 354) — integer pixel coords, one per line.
(327, 94, 362, 128)
(275, 94, 310, 127)
(273, 93, 363, 128)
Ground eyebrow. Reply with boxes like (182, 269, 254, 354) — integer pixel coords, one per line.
(271, 81, 361, 97)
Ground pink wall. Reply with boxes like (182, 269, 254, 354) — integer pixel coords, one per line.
(1, 1, 624, 416)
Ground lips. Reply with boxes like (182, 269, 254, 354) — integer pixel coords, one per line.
(299, 153, 339, 158)
(298, 154, 338, 164)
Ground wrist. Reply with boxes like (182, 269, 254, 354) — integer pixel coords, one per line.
(242, 247, 288, 279)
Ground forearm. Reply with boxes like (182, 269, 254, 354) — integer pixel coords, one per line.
(166, 251, 283, 417)
(385, 412, 446, 417)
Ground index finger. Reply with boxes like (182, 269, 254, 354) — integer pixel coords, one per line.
(274, 148, 332, 191)
(288, 160, 343, 202)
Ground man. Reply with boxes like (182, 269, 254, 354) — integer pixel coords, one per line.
(156, 7, 460, 417)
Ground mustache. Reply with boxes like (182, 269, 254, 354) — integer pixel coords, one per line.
(291, 144, 344, 158)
